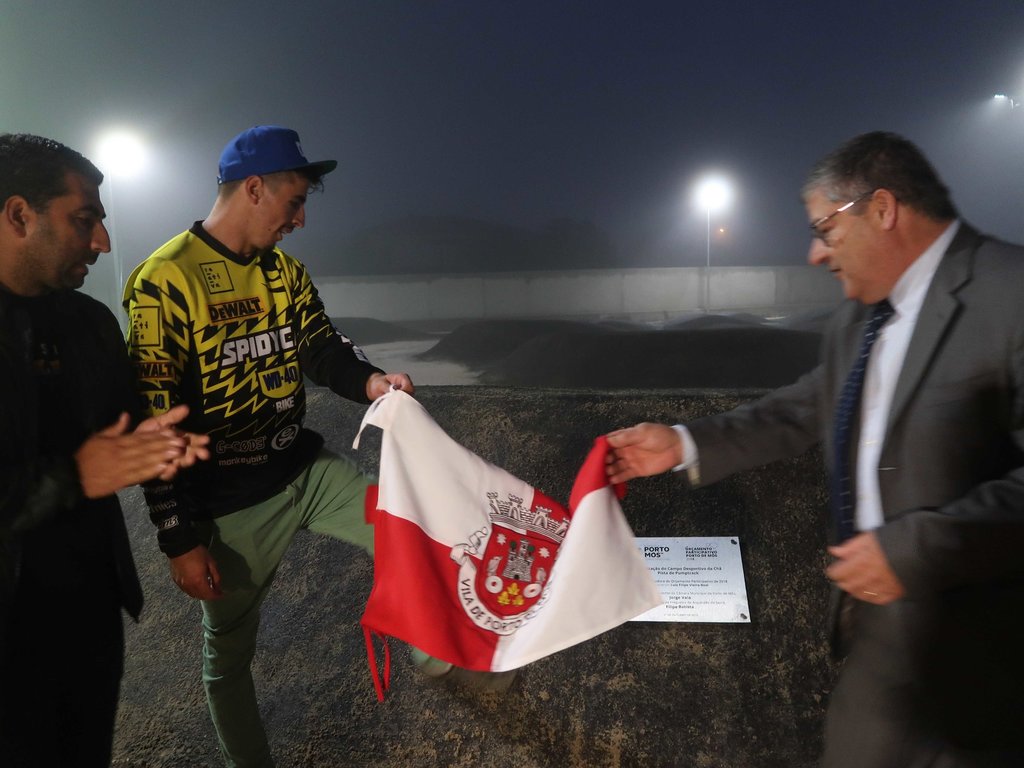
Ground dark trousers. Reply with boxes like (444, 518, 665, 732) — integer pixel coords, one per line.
(824, 599, 1023, 768)
(0, 530, 126, 768)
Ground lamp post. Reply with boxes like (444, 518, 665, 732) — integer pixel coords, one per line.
(94, 130, 147, 328)
(693, 175, 732, 313)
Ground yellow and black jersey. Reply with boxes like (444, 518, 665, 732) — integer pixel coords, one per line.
(124, 222, 382, 556)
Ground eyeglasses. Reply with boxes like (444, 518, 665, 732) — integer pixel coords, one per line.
(808, 190, 875, 244)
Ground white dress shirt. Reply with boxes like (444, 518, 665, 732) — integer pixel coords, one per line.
(674, 219, 960, 534)
(852, 220, 957, 530)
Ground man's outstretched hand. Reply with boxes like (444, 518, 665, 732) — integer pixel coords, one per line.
(605, 422, 682, 484)
(367, 372, 415, 400)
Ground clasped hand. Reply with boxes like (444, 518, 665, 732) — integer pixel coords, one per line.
(74, 404, 211, 499)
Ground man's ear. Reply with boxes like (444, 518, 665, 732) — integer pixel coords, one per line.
(872, 188, 899, 231)
(243, 175, 265, 205)
(1, 196, 35, 238)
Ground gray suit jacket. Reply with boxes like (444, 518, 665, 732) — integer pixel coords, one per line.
(687, 223, 1024, 749)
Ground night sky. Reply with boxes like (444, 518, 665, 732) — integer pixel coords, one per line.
(4, 1, 1024, 275)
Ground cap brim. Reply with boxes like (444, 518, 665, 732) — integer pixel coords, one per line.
(298, 159, 337, 178)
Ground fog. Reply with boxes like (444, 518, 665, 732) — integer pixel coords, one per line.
(4, 1, 1024, 287)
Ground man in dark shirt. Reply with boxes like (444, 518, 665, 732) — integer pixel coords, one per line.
(0, 133, 209, 768)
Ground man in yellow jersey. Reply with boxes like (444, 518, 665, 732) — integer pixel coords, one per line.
(124, 126, 414, 768)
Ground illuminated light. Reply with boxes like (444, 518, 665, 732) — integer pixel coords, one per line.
(694, 175, 733, 214)
(95, 130, 148, 178)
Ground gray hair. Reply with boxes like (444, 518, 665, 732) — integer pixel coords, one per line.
(803, 131, 957, 221)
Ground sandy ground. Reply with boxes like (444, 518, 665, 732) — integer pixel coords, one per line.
(111, 387, 833, 768)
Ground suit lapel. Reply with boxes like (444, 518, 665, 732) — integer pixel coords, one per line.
(884, 224, 977, 439)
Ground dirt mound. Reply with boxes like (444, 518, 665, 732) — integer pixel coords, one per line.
(419, 319, 618, 367)
(777, 306, 836, 334)
(331, 317, 434, 344)
(662, 313, 767, 331)
(481, 325, 821, 389)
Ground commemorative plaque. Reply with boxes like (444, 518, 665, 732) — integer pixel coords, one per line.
(631, 536, 750, 623)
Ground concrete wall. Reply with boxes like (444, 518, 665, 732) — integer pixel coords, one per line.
(316, 266, 842, 323)
(86, 264, 842, 326)
(114, 387, 836, 768)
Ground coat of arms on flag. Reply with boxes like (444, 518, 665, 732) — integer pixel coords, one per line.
(353, 391, 662, 697)
(453, 486, 568, 635)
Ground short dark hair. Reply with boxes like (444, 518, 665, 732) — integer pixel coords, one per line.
(803, 131, 957, 221)
(216, 168, 325, 200)
(0, 133, 103, 212)
(279, 166, 325, 194)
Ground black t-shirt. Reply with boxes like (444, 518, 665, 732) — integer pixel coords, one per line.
(7, 293, 117, 599)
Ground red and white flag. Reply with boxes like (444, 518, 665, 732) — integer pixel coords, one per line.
(354, 391, 661, 695)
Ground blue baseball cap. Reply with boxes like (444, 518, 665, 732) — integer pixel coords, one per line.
(217, 126, 337, 184)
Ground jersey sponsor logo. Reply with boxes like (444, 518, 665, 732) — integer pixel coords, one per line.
(135, 361, 174, 381)
(200, 261, 234, 294)
(209, 296, 264, 324)
(271, 424, 300, 450)
(130, 307, 162, 347)
(215, 436, 267, 454)
(220, 327, 295, 366)
(158, 514, 179, 531)
(144, 391, 170, 413)
(218, 454, 268, 467)
(336, 331, 371, 363)
(259, 363, 301, 399)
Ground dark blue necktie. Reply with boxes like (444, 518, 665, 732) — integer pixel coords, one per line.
(832, 299, 895, 543)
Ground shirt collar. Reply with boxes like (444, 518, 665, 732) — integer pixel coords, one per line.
(887, 219, 960, 318)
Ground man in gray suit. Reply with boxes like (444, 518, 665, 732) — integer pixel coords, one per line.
(606, 132, 1024, 767)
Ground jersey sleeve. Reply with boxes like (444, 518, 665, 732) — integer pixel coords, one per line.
(124, 259, 202, 557)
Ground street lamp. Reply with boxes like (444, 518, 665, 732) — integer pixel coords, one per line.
(94, 130, 148, 327)
(693, 174, 733, 312)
